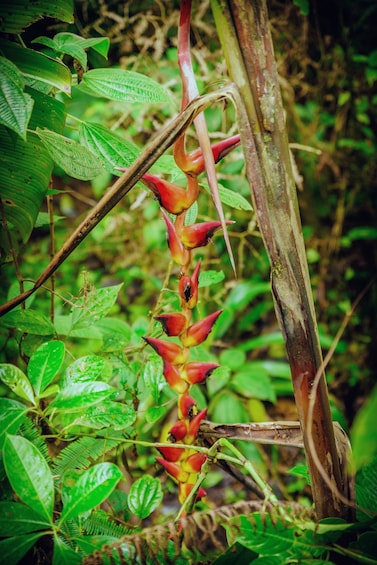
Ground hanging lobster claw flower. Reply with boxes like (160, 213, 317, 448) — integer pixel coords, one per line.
(168, 420, 189, 442)
(162, 361, 189, 393)
(182, 362, 220, 385)
(178, 260, 201, 309)
(157, 445, 185, 462)
(178, 392, 197, 420)
(141, 173, 199, 215)
(174, 134, 241, 176)
(181, 310, 222, 347)
(154, 312, 187, 336)
(178, 483, 206, 505)
(156, 457, 189, 483)
(161, 210, 190, 267)
(181, 451, 207, 473)
(180, 220, 235, 249)
(186, 408, 207, 442)
(143, 336, 189, 365)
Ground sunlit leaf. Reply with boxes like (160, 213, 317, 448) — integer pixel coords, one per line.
(78, 68, 170, 103)
(72, 400, 136, 430)
(63, 355, 106, 385)
(0, 364, 35, 404)
(203, 182, 252, 211)
(0, 398, 27, 448)
(48, 381, 115, 412)
(0, 56, 34, 139)
(128, 475, 163, 519)
(1, 309, 54, 336)
(0, 0, 73, 33)
(3, 435, 54, 522)
(27, 340, 65, 396)
(59, 462, 123, 523)
(36, 128, 104, 180)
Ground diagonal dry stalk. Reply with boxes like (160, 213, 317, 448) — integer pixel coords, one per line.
(210, 0, 353, 519)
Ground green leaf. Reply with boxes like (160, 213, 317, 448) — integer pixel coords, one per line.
(96, 318, 132, 352)
(64, 355, 106, 385)
(48, 382, 115, 412)
(210, 391, 249, 424)
(0, 501, 51, 536)
(355, 455, 377, 519)
(199, 269, 225, 287)
(0, 56, 34, 139)
(0, 87, 66, 251)
(292, 0, 309, 16)
(59, 462, 123, 523)
(27, 340, 65, 396)
(232, 365, 276, 403)
(71, 400, 136, 430)
(0, 533, 45, 565)
(0, 39, 71, 93)
(0, 0, 73, 34)
(0, 398, 27, 448)
(235, 514, 294, 554)
(203, 182, 253, 211)
(78, 68, 170, 103)
(70, 284, 123, 331)
(0, 364, 35, 404)
(36, 128, 104, 180)
(1, 309, 55, 336)
(52, 534, 82, 565)
(33, 33, 110, 70)
(142, 358, 165, 403)
(351, 384, 377, 470)
(79, 121, 140, 172)
(128, 475, 163, 519)
(3, 435, 54, 522)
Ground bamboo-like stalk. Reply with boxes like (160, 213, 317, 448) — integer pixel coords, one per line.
(211, 0, 352, 519)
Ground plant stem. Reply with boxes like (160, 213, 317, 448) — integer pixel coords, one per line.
(211, 0, 352, 519)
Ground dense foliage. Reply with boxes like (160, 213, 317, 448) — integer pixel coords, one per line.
(0, 1, 376, 563)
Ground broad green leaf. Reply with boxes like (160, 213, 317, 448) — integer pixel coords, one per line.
(0, 398, 27, 448)
(0, 533, 45, 565)
(351, 384, 377, 470)
(142, 358, 165, 403)
(53, 534, 82, 565)
(3, 435, 54, 522)
(0, 39, 71, 93)
(0, 364, 35, 404)
(203, 182, 253, 211)
(0, 0, 73, 34)
(199, 270, 225, 287)
(235, 514, 294, 554)
(128, 475, 163, 519)
(48, 381, 115, 412)
(355, 455, 377, 520)
(210, 391, 249, 424)
(0, 502, 51, 536)
(27, 340, 65, 396)
(96, 318, 132, 352)
(64, 355, 106, 384)
(145, 405, 166, 423)
(71, 284, 123, 327)
(36, 128, 104, 180)
(1, 309, 54, 336)
(78, 68, 169, 103)
(79, 121, 140, 172)
(60, 462, 123, 523)
(239, 332, 284, 352)
(33, 33, 110, 70)
(71, 400, 136, 430)
(0, 56, 34, 139)
(0, 88, 66, 252)
(232, 365, 276, 403)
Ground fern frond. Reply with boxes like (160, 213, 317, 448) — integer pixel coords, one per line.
(21, 417, 51, 463)
(82, 500, 314, 565)
(83, 510, 133, 538)
(52, 436, 123, 477)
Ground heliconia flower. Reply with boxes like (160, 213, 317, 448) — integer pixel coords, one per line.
(181, 310, 222, 347)
(178, 483, 207, 505)
(143, 336, 189, 365)
(174, 134, 241, 176)
(181, 452, 207, 473)
(178, 260, 201, 309)
(156, 457, 189, 483)
(157, 445, 185, 462)
(154, 312, 188, 336)
(180, 220, 235, 249)
(140, 173, 199, 215)
(178, 392, 197, 420)
(162, 361, 189, 393)
(186, 408, 207, 442)
(168, 420, 188, 442)
(161, 210, 190, 267)
(182, 362, 220, 385)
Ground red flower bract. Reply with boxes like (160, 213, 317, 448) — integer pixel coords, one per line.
(154, 312, 187, 336)
(143, 336, 189, 364)
(180, 220, 234, 249)
(181, 310, 222, 347)
(141, 173, 198, 215)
